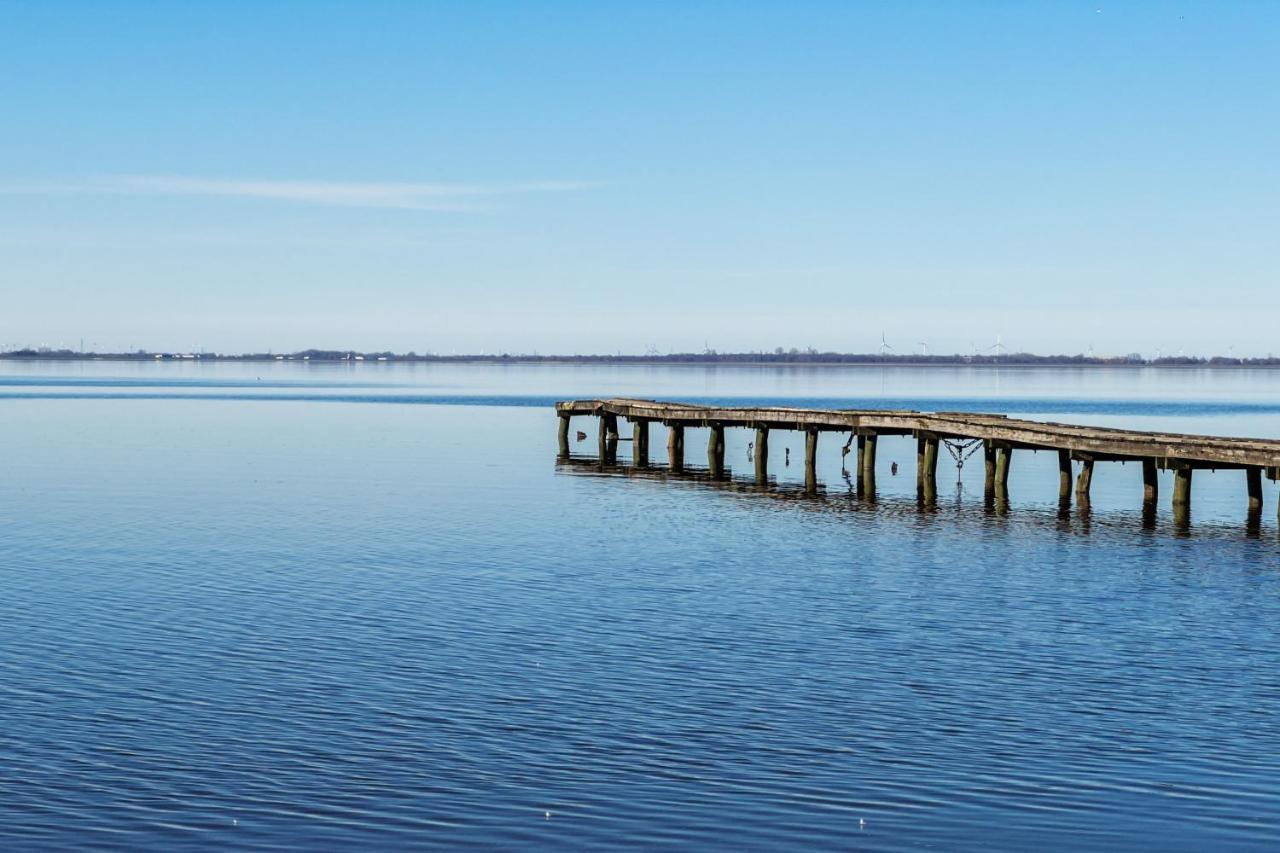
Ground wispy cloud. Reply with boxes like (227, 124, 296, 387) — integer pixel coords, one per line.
(7, 175, 598, 210)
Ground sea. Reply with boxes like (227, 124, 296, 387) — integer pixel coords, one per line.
(1, 360, 1278, 851)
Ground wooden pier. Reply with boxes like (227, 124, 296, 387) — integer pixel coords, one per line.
(556, 398, 1280, 530)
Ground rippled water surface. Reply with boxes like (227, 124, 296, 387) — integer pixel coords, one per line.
(2, 362, 1279, 851)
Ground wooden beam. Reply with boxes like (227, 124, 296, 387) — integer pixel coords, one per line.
(632, 418, 649, 465)
(598, 413, 618, 463)
(667, 424, 684, 471)
(983, 441, 997, 500)
(1247, 466, 1263, 514)
(754, 426, 769, 485)
(708, 423, 725, 478)
(921, 434, 939, 504)
(994, 444, 1012, 498)
(1075, 457, 1094, 503)
(1058, 449, 1072, 501)
(861, 432, 878, 499)
(804, 428, 819, 493)
(557, 414, 571, 456)
(1173, 468, 1193, 530)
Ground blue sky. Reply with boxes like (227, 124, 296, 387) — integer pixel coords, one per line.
(2, 1, 1277, 355)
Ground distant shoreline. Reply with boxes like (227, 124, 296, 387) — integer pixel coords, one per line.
(2, 350, 1277, 368)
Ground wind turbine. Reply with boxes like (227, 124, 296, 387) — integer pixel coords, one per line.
(989, 335, 1006, 358)
(917, 340, 929, 356)
(880, 332, 893, 357)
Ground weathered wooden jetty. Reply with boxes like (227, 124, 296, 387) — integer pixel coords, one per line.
(555, 398, 1280, 530)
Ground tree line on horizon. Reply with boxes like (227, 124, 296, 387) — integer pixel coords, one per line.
(2, 346, 1277, 366)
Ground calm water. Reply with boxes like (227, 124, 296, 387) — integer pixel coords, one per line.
(2, 361, 1279, 851)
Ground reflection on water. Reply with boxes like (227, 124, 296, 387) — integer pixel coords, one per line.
(554, 453, 1276, 543)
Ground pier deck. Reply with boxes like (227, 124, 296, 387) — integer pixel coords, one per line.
(555, 398, 1280, 530)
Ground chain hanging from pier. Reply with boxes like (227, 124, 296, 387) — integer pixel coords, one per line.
(943, 438, 984, 485)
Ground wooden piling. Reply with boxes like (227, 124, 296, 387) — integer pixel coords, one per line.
(994, 444, 1011, 500)
(920, 434, 939, 504)
(708, 423, 725, 478)
(855, 434, 867, 493)
(1142, 458, 1158, 506)
(632, 419, 649, 465)
(860, 432, 877, 499)
(754, 426, 769, 484)
(1247, 466, 1263, 514)
(1172, 467, 1193, 530)
(557, 414, 571, 456)
(667, 424, 684, 471)
(1075, 457, 1094, 503)
(916, 437, 926, 491)
(983, 441, 997, 501)
(804, 428, 819, 493)
(598, 414, 617, 462)
(1058, 450, 1072, 502)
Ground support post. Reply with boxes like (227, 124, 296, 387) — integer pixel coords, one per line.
(667, 424, 684, 471)
(994, 444, 1011, 500)
(632, 419, 649, 466)
(920, 434, 939, 504)
(1075, 457, 1094, 503)
(557, 414, 571, 457)
(860, 432, 877, 499)
(804, 428, 818, 493)
(1172, 467, 1192, 530)
(707, 423, 725, 478)
(754, 426, 769, 485)
(916, 437, 926, 491)
(598, 413, 618, 463)
(983, 441, 997, 502)
(1058, 450, 1072, 502)
(1247, 466, 1263, 516)
(1142, 458, 1158, 506)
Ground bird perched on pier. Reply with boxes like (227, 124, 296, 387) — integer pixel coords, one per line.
(891, 462, 899, 475)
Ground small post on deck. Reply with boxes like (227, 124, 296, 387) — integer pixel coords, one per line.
(1172, 467, 1193, 530)
(707, 422, 726, 478)
(1075, 456, 1094, 504)
(860, 431, 878, 499)
(667, 424, 685, 471)
(1142, 459, 1159, 506)
(754, 426, 769, 485)
(632, 418, 649, 466)
(920, 434, 939, 504)
(1247, 466, 1263, 524)
(1058, 450, 1072, 502)
(804, 428, 819, 493)
(557, 414, 571, 457)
